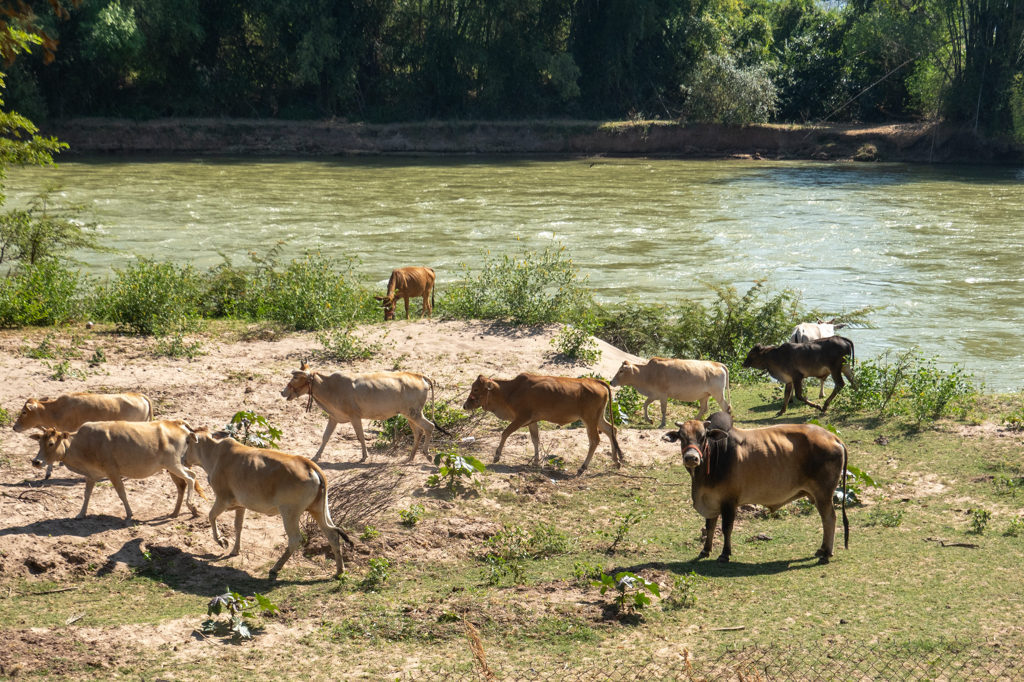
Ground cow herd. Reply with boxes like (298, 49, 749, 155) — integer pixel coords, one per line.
(10, 273, 861, 576)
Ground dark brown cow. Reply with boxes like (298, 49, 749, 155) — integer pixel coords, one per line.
(375, 267, 436, 321)
(742, 336, 856, 415)
(462, 373, 623, 475)
(664, 414, 849, 563)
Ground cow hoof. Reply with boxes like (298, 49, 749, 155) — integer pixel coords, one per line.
(697, 551, 710, 560)
(818, 556, 831, 565)
(717, 555, 730, 564)
(44, 473, 52, 481)
(576, 467, 587, 477)
(775, 410, 786, 417)
(217, 538, 229, 549)
(268, 571, 279, 581)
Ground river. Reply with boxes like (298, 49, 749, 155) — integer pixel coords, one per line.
(7, 157, 1024, 390)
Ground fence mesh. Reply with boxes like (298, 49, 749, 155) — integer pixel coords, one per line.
(403, 639, 1023, 682)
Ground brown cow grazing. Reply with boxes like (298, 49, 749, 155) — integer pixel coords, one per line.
(789, 320, 849, 398)
(281, 362, 436, 463)
(14, 392, 153, 480)
(742, 336, 856, 416)
(462, 373, 623, 475)
(664, 414, 849, 563)
(610, 358, 731, 428)
(29, 421, 205, 522)
(375, 267, 436, 321)
(184, 428, 354, 578)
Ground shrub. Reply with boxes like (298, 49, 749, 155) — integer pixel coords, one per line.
(551, 310, 602, 363)
(223, 411, 282, 450)
(202, 590, 279, 641)
(399, 504, 425, 527)
(439, 245, 595, 325)
(665, 571, 707, 610)
(360, 557, 391, 592)
(1004, 518, 1024, 537)
(527, 522, 574, 558)
(0, 406, 9, 427)
(316, 325, 387, 361)
(100, 258, 204, 336)
(610, 385, 645, 427)
(969, 508, 991, 535)
(683, 53, 778, 125)
(571, 561, 604, 587)
(593, 571, 660, 614)
(1004, 403, 1024, 431)
(427, 445, 486, 493)
(867, 508, 904, 528)
(0, 261, 83, 328)
(595, 498, 650, 553)
(360, 526, 380, 540)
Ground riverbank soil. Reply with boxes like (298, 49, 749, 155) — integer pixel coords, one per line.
(40, 119, 1024, 163)
(1, 321, 1022, 680)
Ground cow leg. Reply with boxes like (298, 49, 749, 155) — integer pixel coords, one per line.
(44, 462, 54, 480)
(813, 491, 838, 562)
(821, 370, 847, 413)
(718, 505, 736, 563)
(351, 419, 370, 462)
(794, 378, 823, 412)
(658, 398, 669, 428)
(495, 417, 531, 464)
(696, 396, 710, 421)
(777, 383, 794, 416)
(641, 397, 656, 424)
(818, 376, 827, 400)
(228, 508, 245, 557)
(408, 412, 435, 461)
(313, 418, 339, 462)
(576, 422, 603, 475)
(76, 479, 97, 519)
(208, 496, 232, 549)
(699, 516, 718, 558)
(404, 296, 411, 320)
(165, 461, 200, 517)
(269, 509, 303, 578)
(404, 418, 423, 463)
(168, 472, 187, 518)
(109, 476, 134, 523)
(528, 422, 541, 466)
(842, 362, 857, 389)
(423, 292, 431, 319)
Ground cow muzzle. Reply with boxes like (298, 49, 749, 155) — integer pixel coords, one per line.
(31, 455, 45, 469)
(681, 445, 703, 469)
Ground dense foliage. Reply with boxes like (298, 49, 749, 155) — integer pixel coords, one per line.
(3, 0, 1024, 134)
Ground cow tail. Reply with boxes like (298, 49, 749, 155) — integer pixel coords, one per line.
(430, 269, 435, 312)
(425, 376, 453, 437)
(603, 381, 623, 459)
(313, 463, 354, 548)
(841, 442, 850, 550)
(724, 364, 732, 413)
(145, 395, 154, 422)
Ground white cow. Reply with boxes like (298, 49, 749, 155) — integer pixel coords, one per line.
(610, 358, 731, 428)
(790, 319, 848, 397)
(281, 362, 436, 463)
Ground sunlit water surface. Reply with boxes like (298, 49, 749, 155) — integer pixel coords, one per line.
(8, 157, 1024, 389)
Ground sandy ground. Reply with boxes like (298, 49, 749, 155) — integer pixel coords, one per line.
(0, 320, 673, 584)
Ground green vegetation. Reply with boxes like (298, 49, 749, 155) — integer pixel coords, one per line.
(201, 590, 279, 641)
(593, 571, 661, 614)
(99, 259, 205, 336)
(969, 508, 992, 535)
(426, 445, 486, 493)
(360, 558, 392, 593)
(399, 504, 425, 527)
(223, 411, 283, 450)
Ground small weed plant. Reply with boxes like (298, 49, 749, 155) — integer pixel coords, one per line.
(610, 385, 645, 426)
(317, 324, 386, 361)
(867, 508, 905, 528)
(527, 522, 575, 557)
(360, 557, 391, 592)
(593, 571, 660, 614)
(571, 561, 603, 587)
(23, 332, 58, 359)
(1004, 404, 1024, 431)
(202, 590, 279, 641)
(665, 571, 707, 610)
(596, 498, 650, 553)
(399, 504, 425, 527)
(46, 358, 85, 382)
(1004, 518, 1023, 537)
(993, 475, 1022, 497)
(360, 526, 380, 540)
(483, 527, 530, 585)
(88, 347, 106, 366)
(842, 465, 877, 505)
(427, 445, 485, 492)
(552, 311, 602, 364)
(155, 332, 205, 359)
(0, 406, 9, 427)
(224, 411, 282, 450)
(969, 508, 991, 535)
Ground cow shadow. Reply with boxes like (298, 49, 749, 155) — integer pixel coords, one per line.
(0, 515, 155, 539)
(0, 475, 80, 489)
(608, 557, 822, 579)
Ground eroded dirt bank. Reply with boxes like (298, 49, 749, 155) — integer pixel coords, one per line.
(40, 118, 1024, 163)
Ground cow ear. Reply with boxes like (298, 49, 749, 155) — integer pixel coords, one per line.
(187, 432, 199, 444)
(300, 360, 309, 371)
(484, 379, 499, 391)
(60, 431, 71, 440)
(28, 432, 42, 441)
(707, 428, 729, 442)
(662, 431, 681, 443)
(25, 402, 37, 412)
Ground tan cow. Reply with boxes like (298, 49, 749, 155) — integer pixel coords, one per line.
(14, 392, 153, 480)
(29, 421, 205, 522)
(281, 362, 436, 463)
(462, 373, 623, 475)
(610, 358, 731, 428)
(183, 428, 354, 578)
(664, 414, 849, 563)
(375, 266, 436, 321)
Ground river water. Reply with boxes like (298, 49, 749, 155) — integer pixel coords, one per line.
(7, 157, 1024, 389)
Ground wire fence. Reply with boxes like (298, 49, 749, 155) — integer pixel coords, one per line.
(404, 639, 1023, 682)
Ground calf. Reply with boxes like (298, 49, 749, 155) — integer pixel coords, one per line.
(462, 373, 623, 475)
(375, 266, 436, 321)
(664, 415, 849, 563)
(14, 392, 152, 480)
(742, 336, 856, 415)
(790, 320, 849, 398)
(29, 421, 205, 522)
(184, 429, 354, 578)
(610, 358, 730, 427)
(281, 362, 436, 463)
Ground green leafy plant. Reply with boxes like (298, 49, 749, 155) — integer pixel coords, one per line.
(45, 358, 85, 382)
(360, 557, 391, 592)
(88, 347, 106, 367)
(993, 475, 1022, 497)
(482, 526, 531, 586)
(224, 411, 282, 450)
(527, 522, 575, 557)
(317, 324, 386, 361)
(202, 590, 279, 641)
(1004, 518, 1024, 537)
(969, 508, 991, 535)
(0, 406, 10, 428)
(571, 561, 604, 587)
(595, 498, 650, 553)
(399, 504, 425, 527)
(609, 385, 645, 427)
(100, 259, 205, 337)
(0, 260, 84, 328)
(665, 571, 707, 610)
(867, 508, 905, 528)
(593, 571, 661, 614)
(155, 333, 205, 359)
(551, 310, 602, 364)
(360, 526, 380, 540)
(427, 444, 485, 492)
(841, 465, 877, 505)
(23, 332, 58, 358)
(1003, 404, 1024, 431)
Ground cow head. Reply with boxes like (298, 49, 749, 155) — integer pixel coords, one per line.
(742, 344, 775, 370)
(29, 428, 71, 469)
(662, 419, 728, 471)
(463, 375, 498, 411)
(374, 295, 396, 321)
(610, 361, 638, 387)
(281, 361, 313, 400)
(13, 398, 45, 432)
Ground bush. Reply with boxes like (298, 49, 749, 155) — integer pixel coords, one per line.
(100, 258, 204, 336)
(969, 509, 991, 535)
(427, 445, 486, 493)
(0, 261, 83, 328)
(551, 311, 602, 364)
(683, 53, 779, 125)
(399, 504, 425, 527)
(223, 411, 282, 450)
(439, 245, 595, 325)
(834, 349, 978, 422)
(317, 325, 387, 361)
(1004, 518, 1024, 537)
(867, 508, 904, 528)
(665, 571, 707, 610)
(360, 557, 391, 592)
